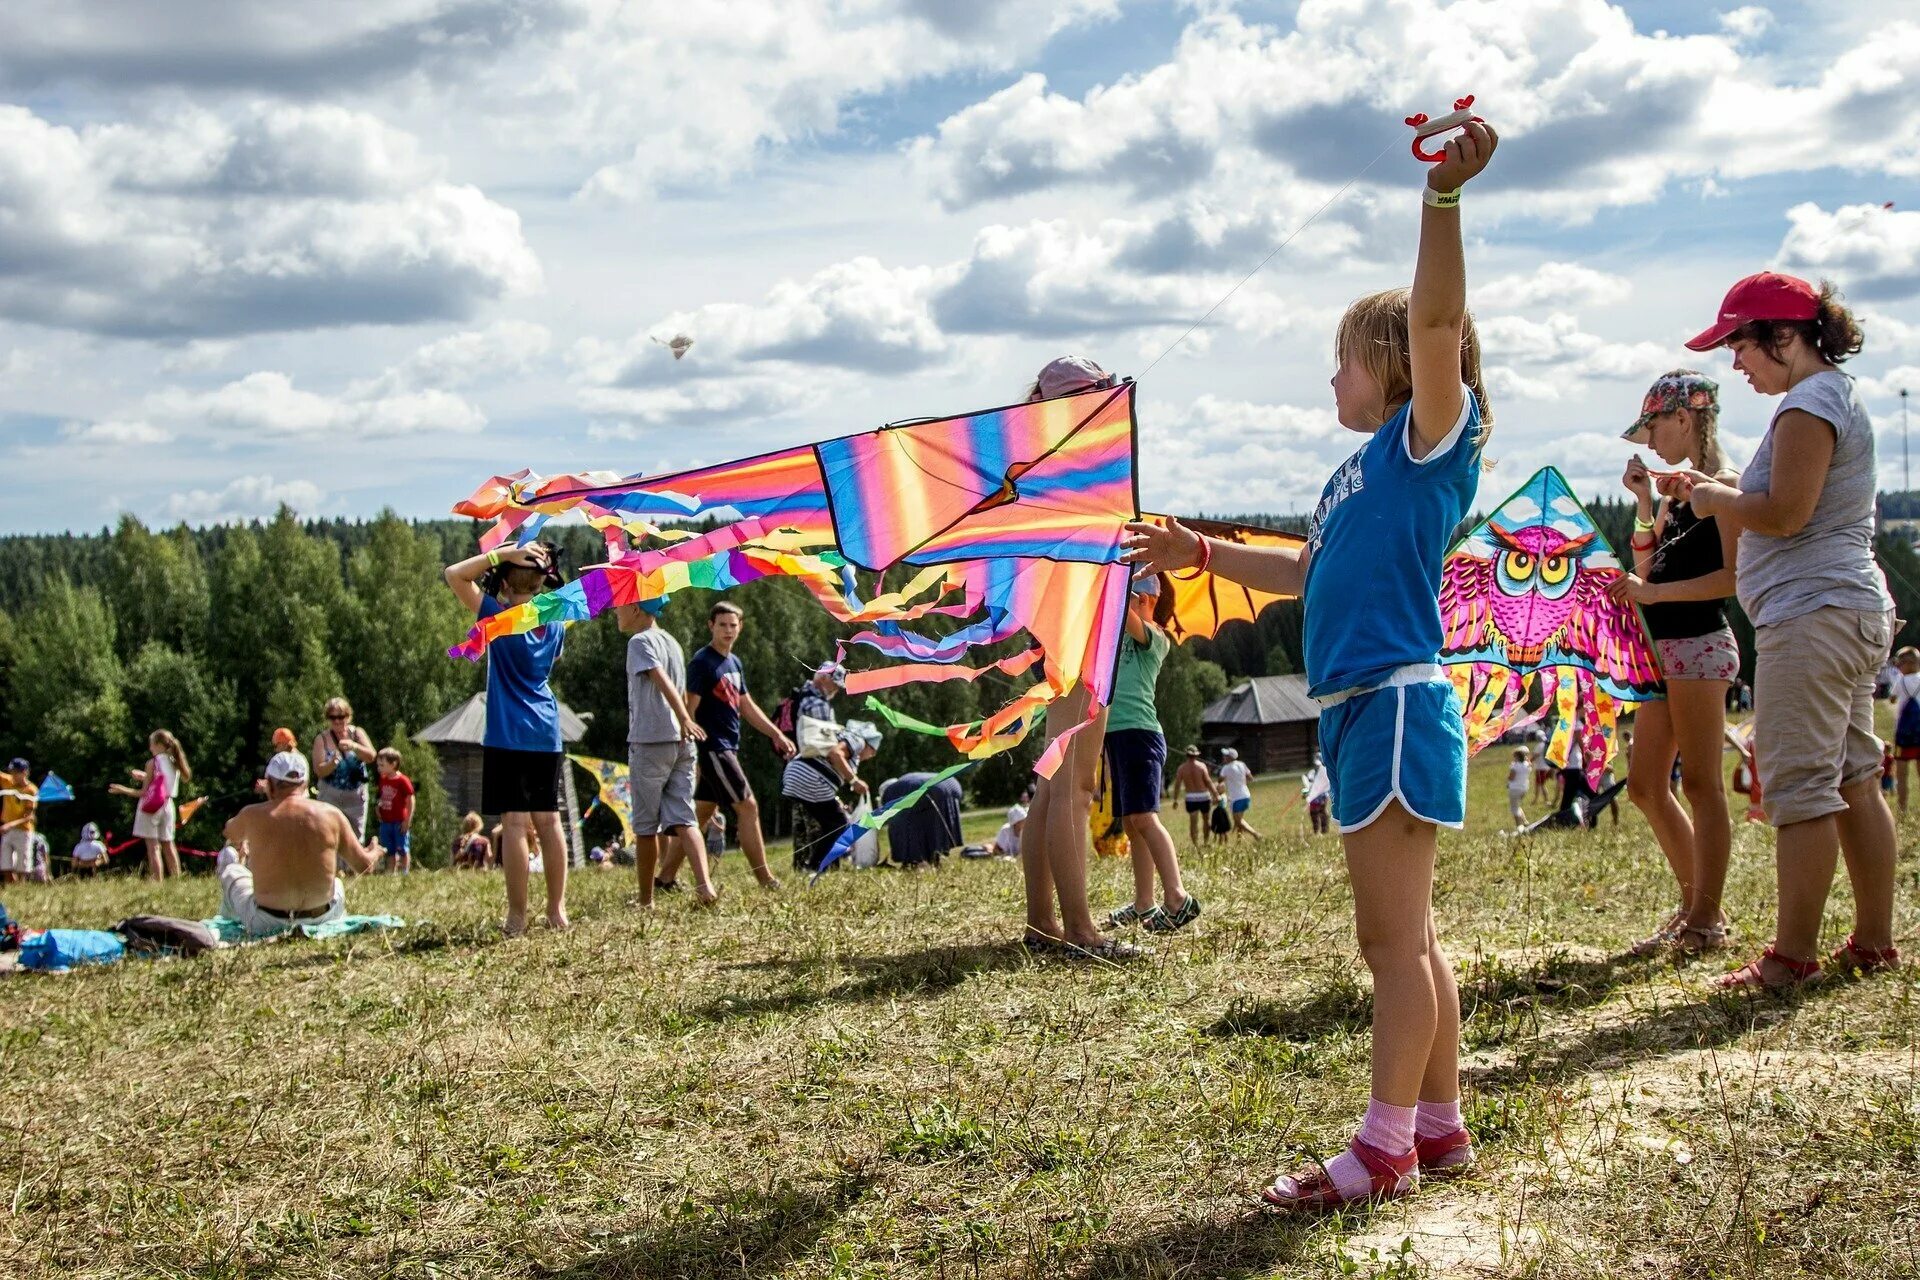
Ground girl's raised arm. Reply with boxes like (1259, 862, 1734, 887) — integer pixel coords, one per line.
(1408, 120, 1498, 459)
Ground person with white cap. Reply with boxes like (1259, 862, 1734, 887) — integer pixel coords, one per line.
(1217, 747, 1259, 839)
(1100, 572, 1201, 934)
(782, 719, 881, 873)
(1017, 356, 1140, 961)
(1658, 271, 1898, 989)
(1606, 371, 1741, 959)
(216, 751, 382, 937)
(69, 822, 108, 876)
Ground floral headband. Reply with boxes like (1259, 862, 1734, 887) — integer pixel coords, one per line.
(1623, 373, 1718, 442)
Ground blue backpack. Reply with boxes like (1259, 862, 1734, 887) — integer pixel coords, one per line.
(19, 929, 124, 971)
(1899, 695, 1920, 750)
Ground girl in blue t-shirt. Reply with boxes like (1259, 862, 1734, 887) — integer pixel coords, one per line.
(1125, 118, 1499, 1213)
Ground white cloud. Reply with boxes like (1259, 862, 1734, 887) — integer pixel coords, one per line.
(1137, 392, 1354, 514)
(1478, 312, 1675, 401)
(0, 102, 540, 338)
(164, 474, 327, 525)
(1718, 7, 1773, 40)
(910, 4, 1920, 217)
(61, 418, 172, 445)
(361, 319, 552, 395)
(1778, 202, 1920, 300)
(151, 370, 486, 438)
(1478, 262, 1631, 310)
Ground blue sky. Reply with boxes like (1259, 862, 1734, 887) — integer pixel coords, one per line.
(3, 0, 1919, 533)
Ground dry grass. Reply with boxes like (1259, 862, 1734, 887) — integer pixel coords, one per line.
(2, 754, 1918, 1279)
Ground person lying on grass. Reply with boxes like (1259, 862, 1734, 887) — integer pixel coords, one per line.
(217, 751, 381, 938)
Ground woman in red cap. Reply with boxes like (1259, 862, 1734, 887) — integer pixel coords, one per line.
(1607, 371, 1739, 958)
(1659, 272, 1899, 988)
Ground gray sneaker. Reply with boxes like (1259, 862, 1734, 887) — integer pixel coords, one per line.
(1144, 894, 1201, 934)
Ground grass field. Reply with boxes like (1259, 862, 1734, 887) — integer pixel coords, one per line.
(3, 741, 1918, 1279)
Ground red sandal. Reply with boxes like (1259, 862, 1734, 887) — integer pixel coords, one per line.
(1414, 1127, 1476, 1180)
(1262, 1137, 1418, 1213)
(1713, 944, 1819, 991)
(1829, 934, 1900, 977)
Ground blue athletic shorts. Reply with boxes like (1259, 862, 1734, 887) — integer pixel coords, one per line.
(1104, 729, 1167, 817)
(378, 821, 411, 858)
(1317, 678, 1467, 832)
(1230, 797, 1251, 814)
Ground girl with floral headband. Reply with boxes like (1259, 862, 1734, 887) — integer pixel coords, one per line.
(1607, 370, 1740, 958)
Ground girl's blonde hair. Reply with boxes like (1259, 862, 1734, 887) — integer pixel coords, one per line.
(1336, 288, 1491, 455)
(461, 811, 483, 836)
(149, 729, 191, 785)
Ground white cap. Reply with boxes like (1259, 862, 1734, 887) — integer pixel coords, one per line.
(1221, 747, 1239, 761)
(266, 751, 310, 783)
(1007, 804, 1028, 824)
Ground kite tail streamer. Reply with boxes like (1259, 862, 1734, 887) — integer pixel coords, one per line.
(809, 759, 976, 883)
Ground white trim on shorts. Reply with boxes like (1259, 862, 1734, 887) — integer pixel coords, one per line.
(1333, 683, 1467, 835)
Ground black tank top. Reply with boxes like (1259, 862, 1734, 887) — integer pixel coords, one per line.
(1643, 497, 1728, 641)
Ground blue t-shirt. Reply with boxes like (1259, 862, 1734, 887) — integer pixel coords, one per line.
(1302, 390, 1481, 699)
(480, 595, 564, 752)
(688, 645, 747, 751)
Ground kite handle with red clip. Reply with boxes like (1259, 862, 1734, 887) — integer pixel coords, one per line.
(1404, 96, 1481, 163)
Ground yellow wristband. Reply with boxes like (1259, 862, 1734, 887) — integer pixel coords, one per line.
(486, 550, 500, 568)
(1422, 186, 1461, 209)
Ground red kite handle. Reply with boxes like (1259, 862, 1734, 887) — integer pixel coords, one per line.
(1405, 95, 1480, 163)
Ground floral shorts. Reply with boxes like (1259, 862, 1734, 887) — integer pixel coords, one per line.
(1654, 626, 1739, 686)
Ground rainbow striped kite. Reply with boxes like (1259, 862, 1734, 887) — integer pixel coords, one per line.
(451, 383, 1140, 777)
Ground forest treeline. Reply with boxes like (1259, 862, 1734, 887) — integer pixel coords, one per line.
(5, 493, 1919, 866)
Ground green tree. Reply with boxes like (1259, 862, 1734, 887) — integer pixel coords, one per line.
(337, 512, 481, 744)
(106, 515, 210, 657)
(1156, 644, 1229, 757)
(121, 642, 242, 798)
(262, 632, 346, 747)
(7, 580, 130, 830)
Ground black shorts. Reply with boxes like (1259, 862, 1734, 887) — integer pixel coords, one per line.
(694, 745, 753, 806)
(1103, 729, 1167, 817)
(482, 747, 562, 815)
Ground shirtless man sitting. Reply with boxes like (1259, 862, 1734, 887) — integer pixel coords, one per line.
(218, 751, 381, 936)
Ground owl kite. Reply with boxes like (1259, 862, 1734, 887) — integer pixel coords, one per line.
(1440, 467, 1661, 784)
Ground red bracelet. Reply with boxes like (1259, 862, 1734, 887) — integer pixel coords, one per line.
(1171, 534, 1212, 581)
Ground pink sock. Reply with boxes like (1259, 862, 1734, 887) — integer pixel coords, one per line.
(1316, 1098, 1416, 1200)
(1416, 1097, 1463, 1140)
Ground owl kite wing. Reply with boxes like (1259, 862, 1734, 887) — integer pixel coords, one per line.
(1558, 569, 1663, 695)
(1438, 552, 1501, 659)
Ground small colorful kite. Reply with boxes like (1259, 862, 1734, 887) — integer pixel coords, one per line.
(569, 755, 635, 842)
(1440, 466, 1662, 784)
(34, 773, 73, 804)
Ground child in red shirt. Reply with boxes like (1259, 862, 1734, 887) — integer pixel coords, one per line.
(375, 749, 416, 874)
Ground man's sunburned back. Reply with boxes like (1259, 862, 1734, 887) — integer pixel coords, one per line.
(227, 796, 346, 910)
(1176, 759, 1212, 792)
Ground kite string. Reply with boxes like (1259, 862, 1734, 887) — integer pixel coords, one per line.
(1137, 130, 1405, 382)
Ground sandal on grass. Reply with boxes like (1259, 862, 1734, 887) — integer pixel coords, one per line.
(1828, 934, 1900, 977)
(1414, 1128, 1476, 1180)
(1144, 894, 1202, 934)
(1262, 1138, 1418, 1213)
(1628, 909, 1686, 957)
(1714, 944, 1819, 992)
(1673, 921, 1732, 956)
(1059, 937, 1146, 963)
(1102, 903, 1143, 931)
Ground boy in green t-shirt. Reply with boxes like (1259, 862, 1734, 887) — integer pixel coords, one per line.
(1100, 575, 1200, 934)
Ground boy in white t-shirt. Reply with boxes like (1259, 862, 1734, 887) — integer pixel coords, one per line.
(1218, 749, 1260, 839)
(70, 823, 108, 876)
(1506, 748, 1530, 827)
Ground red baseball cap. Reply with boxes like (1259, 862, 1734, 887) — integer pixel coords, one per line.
(1685, 271, 1820, 352)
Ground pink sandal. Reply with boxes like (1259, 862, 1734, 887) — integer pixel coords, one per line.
(1414, 1128, 1476, 1180)
(1829, 934, 1900, 977)
(1714, 944, 1819, 992)
(1262, 1138, 1418, 1213)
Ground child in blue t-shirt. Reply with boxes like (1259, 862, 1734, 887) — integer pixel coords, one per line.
(445, 540, 569, 937)
(1125, 116, 1500, 1213)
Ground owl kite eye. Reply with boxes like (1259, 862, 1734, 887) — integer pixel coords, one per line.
(1540, 556, 1571, 586)
(1502, 551, 1535, 579)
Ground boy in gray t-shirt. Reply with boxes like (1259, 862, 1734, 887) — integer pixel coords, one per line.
(617, 601, 714, 906)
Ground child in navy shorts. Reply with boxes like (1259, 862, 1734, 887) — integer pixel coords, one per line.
(1126, 114, 1499, 1212)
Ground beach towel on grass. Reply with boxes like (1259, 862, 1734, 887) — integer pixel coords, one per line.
(19, 929, 125, 971)
(201, 915, 407, 945)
